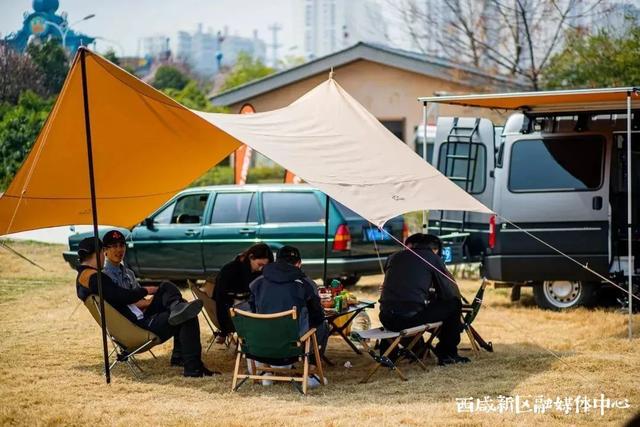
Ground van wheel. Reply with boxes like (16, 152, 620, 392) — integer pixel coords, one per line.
(533, 281, 597, 310)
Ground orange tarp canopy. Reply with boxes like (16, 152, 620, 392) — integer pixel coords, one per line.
(419, 87, 640, 113)
(0, 50, 241, 235)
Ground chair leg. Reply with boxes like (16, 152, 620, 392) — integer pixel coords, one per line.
(360, 335, 403, 384)
(465, 326, 481, 357)
(231, 351, 242, 392)
(302, 340, 310, 395)
(422, 327, 440, 363)
(311, 333, 325, 385)
(403, 333, 428, 370)
(149, 349, 158, 359)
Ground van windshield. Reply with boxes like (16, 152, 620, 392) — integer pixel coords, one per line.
(509, 136, 604, 192)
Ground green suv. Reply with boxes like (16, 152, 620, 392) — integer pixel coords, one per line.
(64, 184, 407, 284)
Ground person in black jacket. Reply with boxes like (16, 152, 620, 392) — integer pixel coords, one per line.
(379, 233, 469, 365)
(213, 243, 273, 343)
(75, 237, 217, 377)
(249, 245, 328, 351)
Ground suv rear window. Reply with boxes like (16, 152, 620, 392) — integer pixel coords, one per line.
(437, 142, 486, 194)
(509, 136, 604, 192)
(262, 192, 324, 223)
(210, 192, 257, 224)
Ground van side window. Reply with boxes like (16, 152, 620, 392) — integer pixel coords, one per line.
(509, 137, 604, 192)
(172, 194, 209, 224)
(437, 143, 486, 193)
(262, 192, 324, 223)
(210, 193, 256, 224)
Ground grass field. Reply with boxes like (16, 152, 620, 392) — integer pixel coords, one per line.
(1, 241, 639, 426)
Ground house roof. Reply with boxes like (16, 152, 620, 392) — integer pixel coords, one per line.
(209, 42, 524, 107)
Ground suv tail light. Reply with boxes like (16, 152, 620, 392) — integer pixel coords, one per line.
(488, 215, 496, 249)
(333, 224, 351, 251)
(402, 223, 409, 242)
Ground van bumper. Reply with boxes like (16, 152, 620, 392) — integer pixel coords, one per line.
(482, 254, 609, 282)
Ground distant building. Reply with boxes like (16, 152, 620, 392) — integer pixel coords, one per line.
(3, 0, 94, 54)
(295, 0, 388, 59)
(140, 35, 170, 60)
(175, 24, 267, 77)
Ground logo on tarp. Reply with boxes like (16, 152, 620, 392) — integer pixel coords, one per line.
(392, 195, 405, 201)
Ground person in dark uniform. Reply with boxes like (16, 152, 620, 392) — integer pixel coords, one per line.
(75, 237, 217, 377)
(213, 243, 273, 343)
(379, 233, 469, 365)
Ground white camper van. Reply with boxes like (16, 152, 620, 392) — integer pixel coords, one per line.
(420, 88, 639, 310)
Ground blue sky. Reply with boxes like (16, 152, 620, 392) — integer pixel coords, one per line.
(0, 0, 296, 56)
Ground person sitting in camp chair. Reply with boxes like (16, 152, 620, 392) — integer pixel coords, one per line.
(75, 236, 217, 377)
(249, 245, 329, 386)
(379, 233, 470, 366)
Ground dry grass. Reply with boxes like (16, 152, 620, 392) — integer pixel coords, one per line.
(0, 240, 639, 426)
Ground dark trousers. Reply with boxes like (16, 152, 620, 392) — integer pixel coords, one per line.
(138, 282, 203, 371)
(379, 298, 463, 358)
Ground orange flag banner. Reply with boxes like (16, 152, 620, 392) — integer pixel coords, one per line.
(234, 104, 255, 185)
(284, 169, 302, 184)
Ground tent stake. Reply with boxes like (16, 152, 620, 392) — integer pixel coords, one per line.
(323, 194, 330, 285)
(80, 48, 111, 382)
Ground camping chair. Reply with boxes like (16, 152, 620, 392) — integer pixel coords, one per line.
(230, 307, 325, 395)
(353, 322, 442, 383)
(460, 279, 493, 355)
(84, 295, 162, 379)
(188, 280, 236, 351)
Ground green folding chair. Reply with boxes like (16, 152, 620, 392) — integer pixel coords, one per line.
(230, 307, 325, 395)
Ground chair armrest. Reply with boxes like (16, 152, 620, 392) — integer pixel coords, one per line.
(299, 327, 317, 343)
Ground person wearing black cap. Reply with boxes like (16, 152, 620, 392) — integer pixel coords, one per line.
(249, 245, 328, 348)
(75, 236, 216, 377)
(379, 233, 468, 366)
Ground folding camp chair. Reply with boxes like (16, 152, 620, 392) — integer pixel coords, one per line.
(230, 307, 325, 395)
(84, 295, 162, 378)
(460, 279, 493, 355)
(188, 280, 236, 352)
(354, 322, 442, 383)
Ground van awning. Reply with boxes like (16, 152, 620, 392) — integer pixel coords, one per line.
(419, 87, 640, 113)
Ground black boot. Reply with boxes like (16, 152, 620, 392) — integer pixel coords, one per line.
(168, 300, 203, 326)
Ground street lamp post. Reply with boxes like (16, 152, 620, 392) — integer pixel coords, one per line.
(44, 14, 95, 52)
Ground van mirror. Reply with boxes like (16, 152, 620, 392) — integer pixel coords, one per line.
(144, 217, 155, 229)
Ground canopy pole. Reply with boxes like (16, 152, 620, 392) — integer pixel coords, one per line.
(422, 101, 428, 232)
(627, 91, 634, 340)
(80, 48, 111, 383)
(323, 194, 330, 285)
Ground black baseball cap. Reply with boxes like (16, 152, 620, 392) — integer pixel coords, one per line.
(276, 245, 301, 264)
(77, 237, 103, 257)
(103, 230, 126, 247)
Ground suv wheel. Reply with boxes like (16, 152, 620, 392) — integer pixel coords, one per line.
(533, 281, 597, 310)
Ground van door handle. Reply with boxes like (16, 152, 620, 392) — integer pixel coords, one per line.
(184, 229, 199, 236)
(239, 228, 256, 235)
(592, 196, 603, 210)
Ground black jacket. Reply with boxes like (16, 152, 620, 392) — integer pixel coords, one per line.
(76, 265, 148, 325)
(249, 262, 324, 334)
(379, 248, 460, 313)
(214, 257, 262, 334)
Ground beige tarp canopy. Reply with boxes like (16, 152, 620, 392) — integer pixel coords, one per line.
(0, 49, 490, 236)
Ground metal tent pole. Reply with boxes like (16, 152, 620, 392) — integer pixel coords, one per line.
(422, 102, 428, 232)
(80, 48, 111, 382)
(323, 194, 330, 285)
(627, 91, 634, 340)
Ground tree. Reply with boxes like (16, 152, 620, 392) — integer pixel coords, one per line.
(163, 81, 227, 112)
(0, 91, 53, 190)
(543, 23, 640, 89)
(219, 52, 274, 92)
(26, 39, 69, 97)
(0, 45, 44, 104)
(391, 0, 607, 90)
(152, 65, 189, 91)
(103, 49, 120, 66)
